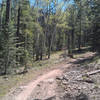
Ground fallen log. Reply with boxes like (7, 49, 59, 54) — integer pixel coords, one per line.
(76, 70, 100, 83)
(77, 69, 100, 78)
(86, 70, 100, 76)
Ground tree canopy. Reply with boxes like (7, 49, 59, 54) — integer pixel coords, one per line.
(0, 0, 99, 75)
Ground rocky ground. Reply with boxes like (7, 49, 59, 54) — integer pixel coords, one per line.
(56, 55, 100, 100)
(29, 53, 100, 100)
(56, 64, 100, 100)
(2, 52, 100, 100)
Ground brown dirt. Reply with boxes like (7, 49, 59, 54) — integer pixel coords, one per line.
(2, 52, 95, 100)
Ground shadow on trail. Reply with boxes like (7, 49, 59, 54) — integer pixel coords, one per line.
(72, 53, 99, 65)
(59, 47, 93, 61)
(73, 47, 92, 55)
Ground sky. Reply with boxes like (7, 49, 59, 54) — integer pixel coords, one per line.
(0, 0, 73, 4)
(29, 0, 74, 11)
(0, 0, 74, 6)
(30, 0, 74, 5)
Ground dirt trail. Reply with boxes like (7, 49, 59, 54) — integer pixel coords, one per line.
(3, 52, 95, 100)
(16, 63, 73, 100)
(16, 69, 63, 100)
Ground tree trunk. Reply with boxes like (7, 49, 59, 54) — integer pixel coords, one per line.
(71, 29, 75, 50)
(5, 0, 11, 24)
(68, 32, 73, 58)
(16, 6, 21, 63)
(68, 33, 71, 55)
(78, 1, 82, 51)
(3, 0, 11, 75)
(24, 33, 28, 72)
(36, 51, 39, 61)
(40, 50, 43, 60)
(16, 6, 21, 37)
(0, 4, 3, 31)
(78, 35, 81, 51)
(48, 37, 51, 59)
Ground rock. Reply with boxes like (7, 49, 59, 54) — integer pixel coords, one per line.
(84, 79, 94, 83)
(76, 93, 88, 100)
(43, 78, 55, 84)
(20, 86, 27, 89)
(47, 79, 55, 84)
(56, 76, 63, 80)
(61, 93, 74, 100)
(63, 75, 68, 81)
(3, 76, 9, 80)
(44, 95, 56, 100)
(37, 84, 41, 87)
(62, 80, 68, 85)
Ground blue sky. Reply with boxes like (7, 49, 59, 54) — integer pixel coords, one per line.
(30, 0, 74, 5)
(0, 0, 73, 6)
(29, 0, 74, 10)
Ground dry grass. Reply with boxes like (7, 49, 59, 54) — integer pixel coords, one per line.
(0, 51, 63, 99)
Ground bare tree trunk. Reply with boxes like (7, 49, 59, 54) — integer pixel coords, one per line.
(3, 0, 11, 75)
(68, 33, 71, 55)
(40, 49, 43, 60)
(48, 35, 51, 59)
(16, 6, 21, 64)
(67, 32, 73, 58)
(35, 32, 40, 61)
(16, 6, 21, 37)
(24, 33, 28, 72)
(78, 1, 82, 51)
(71, 28, 75, 50)
(0, 3, 3, 31)
(5, 0, 11, 24)
(36, 51, 39, 61)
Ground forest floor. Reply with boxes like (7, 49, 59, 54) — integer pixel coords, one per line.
(0, 51, 64, 99)
(1, 49, 100, 100)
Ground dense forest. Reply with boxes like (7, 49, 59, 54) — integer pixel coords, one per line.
(0, 0, 100, 75)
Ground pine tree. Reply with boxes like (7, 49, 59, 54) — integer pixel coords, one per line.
(90, 0, 100, 52)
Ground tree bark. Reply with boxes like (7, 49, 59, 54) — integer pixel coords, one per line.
(5, 0, 11, 24)
(78, 1, 82, 51)
(16, 6, 21, 37)
(3, 0, 11, 75)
